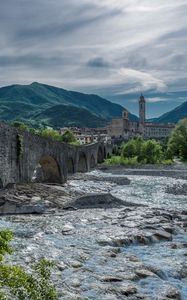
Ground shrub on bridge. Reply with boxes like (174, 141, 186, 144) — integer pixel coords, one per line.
(39, 128, 62, 141)
(61, 130, 80, 145)
(12, 121, 29, 131)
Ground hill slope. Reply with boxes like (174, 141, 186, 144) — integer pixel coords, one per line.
(0, 82, 137, 128)
(154, 101, 187, 123)
(32, 104, 107, 128)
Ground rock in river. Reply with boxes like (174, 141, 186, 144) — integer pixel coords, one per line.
(64, 193, 142, 209)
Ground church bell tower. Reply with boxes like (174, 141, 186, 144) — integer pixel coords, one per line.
(139, 94, 146, 124)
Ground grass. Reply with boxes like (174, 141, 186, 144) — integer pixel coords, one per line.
(103, 156, 173, 166)
(103, 156, 139, 166)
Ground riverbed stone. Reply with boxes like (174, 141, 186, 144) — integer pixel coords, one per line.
(100, 275, 123, 282)
(70, 260, 83, 268)
(153, 229, 172, 241)
(179, 264, 187, 278)
(58, 261, 67, 271)
(118, 284, 137, 296)
(61, 224, 75, 235)
(87, 174, 131, 185)
(160, 286, 181, 300)
(135, 269, 157, 279)
(31, 196, 41, 202)
(66, 193, 143, 210)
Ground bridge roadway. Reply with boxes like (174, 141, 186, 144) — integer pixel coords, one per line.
(0, 123, 112, 187)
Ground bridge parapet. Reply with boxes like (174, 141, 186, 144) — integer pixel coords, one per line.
(0, 123, 111, 187)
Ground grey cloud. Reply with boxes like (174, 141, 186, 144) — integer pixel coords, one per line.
(86, 57, 111, 68)
(0, 0, 186, 118)
(0, 54, 74, 68)
(158, 28, 187, 41)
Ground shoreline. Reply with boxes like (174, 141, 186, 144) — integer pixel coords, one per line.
(0, 165, 187, 215)
(99, 163, 187, 180)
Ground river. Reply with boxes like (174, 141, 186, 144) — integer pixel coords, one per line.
(0, 170, 187, 300)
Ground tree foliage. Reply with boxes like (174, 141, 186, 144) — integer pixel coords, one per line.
(12, 122, 80, 144)
(0, 230, 58, 300)
(61, 130, 78, 144)
(121, 138, 164, 164)
(141, 140, 163, 164)
(39, 128, 62, 141)
(167, 118, 187, 160)
(122, 137, 143, 159)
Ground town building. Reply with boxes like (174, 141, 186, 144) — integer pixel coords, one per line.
(60, 127, 111, 145)
(107, 95, 175, 141)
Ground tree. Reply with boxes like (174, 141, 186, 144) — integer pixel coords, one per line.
(121, 138, 163, 164)
(0, 230, 58, 300)
(39, 128, 62, 141)
(122, 140, 136, 158)
(122, 137, 143, 158)
(167, 118, 187, 160)
(141, 140, 163, 164)
(61, 130, 78, 144)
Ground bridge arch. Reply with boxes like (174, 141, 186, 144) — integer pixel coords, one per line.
(77, 152, 87, 172)
(90, 154, 96, 169)
(104, 146, 107, 159)
(67, 157, 74, 174)
(33, 155, 62, 183)
(0, 178, 3, 189)
(107, 152, 111, 158)
(97, 146, 104, 163)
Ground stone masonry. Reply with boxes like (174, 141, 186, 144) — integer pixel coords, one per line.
(0, 123, 112, 187)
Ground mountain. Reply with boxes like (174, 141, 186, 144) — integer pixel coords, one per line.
(153, 101, 187, 124)
(0, 82, 138, 128)
(32, 105, 107, 128)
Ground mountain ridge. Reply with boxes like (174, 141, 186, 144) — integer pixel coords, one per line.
(0, 82, 138, 128)
(0, 82, 187, 128)
(151, 101, 187, 124)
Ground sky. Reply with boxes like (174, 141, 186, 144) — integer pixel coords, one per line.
(0, 0, 187, 117)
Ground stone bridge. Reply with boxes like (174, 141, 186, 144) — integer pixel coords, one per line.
(0, 123, 113, 188)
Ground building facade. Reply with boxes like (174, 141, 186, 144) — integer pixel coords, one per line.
(107, 95, 175, 140)
(60, 127, 111, 145)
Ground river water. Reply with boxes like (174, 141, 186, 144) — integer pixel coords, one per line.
(0, 170, 187, 300)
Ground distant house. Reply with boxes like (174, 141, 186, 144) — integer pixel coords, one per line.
(60, 127, 111, 145)
(107, 95, 175, 140)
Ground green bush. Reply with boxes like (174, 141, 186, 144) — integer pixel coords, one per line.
(0, 230, 58, 300)
(167, 118, 187, 161)
(12, 121, 80, 145)
(61, 130, 79, 144)
(103, 155, 138, 166)
(39, 128, 62, 141)
(121, 137, 143, 158)
(107, 137, 173, 166)
(141, 140, 163, 164)
(121, 138, 164, 164)
(12, 121, 29, 131)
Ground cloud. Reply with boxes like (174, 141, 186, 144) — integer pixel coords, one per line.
(146, 97, 168, 103)
(86, 57, 110, 68)
(0, 0, 186, 115)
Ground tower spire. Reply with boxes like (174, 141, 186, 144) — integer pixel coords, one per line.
(139, 94, 146, 124)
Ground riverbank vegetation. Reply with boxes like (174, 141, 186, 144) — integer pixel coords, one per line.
(167, 118, 187, 161)
(0, 229, 58, 299)
(104, 138, 173, 166)
(104, 118, 187, 166)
